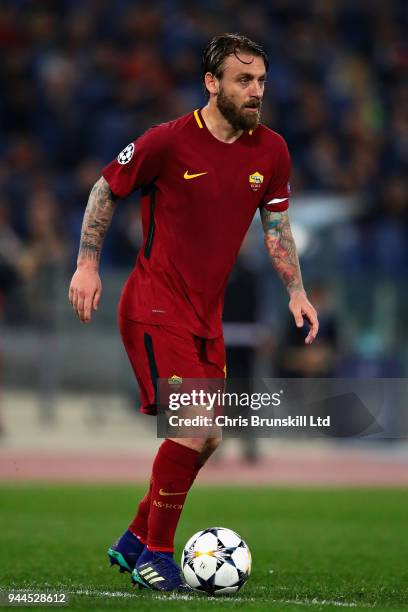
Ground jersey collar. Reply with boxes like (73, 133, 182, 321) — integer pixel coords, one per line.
(193, 108, 255, 141)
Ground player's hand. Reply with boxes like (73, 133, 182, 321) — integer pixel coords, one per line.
(288, 290, 319, 345)
(68, 264, 102, 324)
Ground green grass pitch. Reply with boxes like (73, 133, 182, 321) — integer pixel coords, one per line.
(0, 485, 407, 611)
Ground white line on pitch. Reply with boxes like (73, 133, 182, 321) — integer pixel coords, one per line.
(9, 587, 373, 607)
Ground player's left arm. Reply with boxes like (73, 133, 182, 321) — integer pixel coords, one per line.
(261, 208, 319, 344)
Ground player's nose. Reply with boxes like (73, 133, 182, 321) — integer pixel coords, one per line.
(249, 80, 263, 99)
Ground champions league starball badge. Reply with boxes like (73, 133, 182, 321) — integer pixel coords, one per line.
(117, 143, 135, 164)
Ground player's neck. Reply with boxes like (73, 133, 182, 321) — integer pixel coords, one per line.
(201, 104, 243, 144)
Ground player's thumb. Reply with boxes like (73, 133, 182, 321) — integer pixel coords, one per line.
(293, 311, 304, 328)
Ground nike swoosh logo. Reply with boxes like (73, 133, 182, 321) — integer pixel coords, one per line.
(159, 488, 188, 496)
(184, 171, 208, 180)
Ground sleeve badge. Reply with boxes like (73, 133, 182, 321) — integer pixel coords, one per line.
(117, 143, 135, 165)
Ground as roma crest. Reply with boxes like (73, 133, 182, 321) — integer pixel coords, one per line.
(249, 171, 264, 192)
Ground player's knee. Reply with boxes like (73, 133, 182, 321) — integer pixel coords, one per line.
(168, 437, 209, 452)
(204, 437, 222, 453)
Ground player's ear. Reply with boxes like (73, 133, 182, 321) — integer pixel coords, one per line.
(204, 72, 219, 95)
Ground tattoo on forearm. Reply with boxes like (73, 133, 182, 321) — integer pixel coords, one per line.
(261, 209, 304, 293)
(78, 177, 117, 263)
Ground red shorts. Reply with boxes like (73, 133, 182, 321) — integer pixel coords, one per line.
(119, 316, 226, 415)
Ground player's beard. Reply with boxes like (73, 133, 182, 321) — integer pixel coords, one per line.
(216, 87, 261, 131)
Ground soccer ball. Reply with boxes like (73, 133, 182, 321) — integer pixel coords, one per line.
(181, 527, 251, 595)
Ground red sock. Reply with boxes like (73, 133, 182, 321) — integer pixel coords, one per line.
(129, 478, 152, 543)
(146, 439, 200, 552)
(129, 444, 202, 545)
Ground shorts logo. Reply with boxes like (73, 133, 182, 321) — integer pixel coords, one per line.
(117, 143, 134, 165)
(168, 374, 183, 386)
(249, 171, 264, 192)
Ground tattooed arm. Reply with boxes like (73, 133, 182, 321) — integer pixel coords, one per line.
(77, 176, 117, 265)
(261, 209, 304, 293)
(261, 208, 319, 344)
(69, 177, 117, 323)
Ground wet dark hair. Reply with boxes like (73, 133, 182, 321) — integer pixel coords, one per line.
(201, 33, 269, 96)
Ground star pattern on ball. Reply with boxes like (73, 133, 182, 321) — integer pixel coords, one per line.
(182, 527, 251, 595)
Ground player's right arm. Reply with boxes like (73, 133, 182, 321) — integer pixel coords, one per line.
(69, 176, 117, 323)
(69, 126, 168, 323)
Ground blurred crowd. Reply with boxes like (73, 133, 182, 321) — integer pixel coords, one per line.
(0, 0, 407, 379)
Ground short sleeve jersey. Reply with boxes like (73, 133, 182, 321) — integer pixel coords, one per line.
(102, 109, 291, 338)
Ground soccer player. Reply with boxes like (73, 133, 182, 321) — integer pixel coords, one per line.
(69, 33, 319, 591)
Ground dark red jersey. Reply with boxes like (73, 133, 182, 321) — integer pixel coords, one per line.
(102, 109, 291, 338)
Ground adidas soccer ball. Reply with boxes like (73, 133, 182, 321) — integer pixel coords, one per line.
(181, 527, 251, 595)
